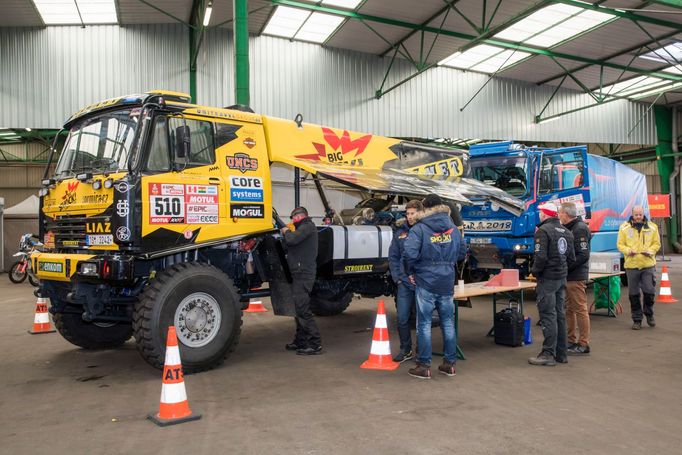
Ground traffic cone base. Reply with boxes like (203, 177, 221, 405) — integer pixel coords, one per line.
(244, 299, 268, 313)
(149, 326, 201, 427)
(28, 297, 56, 334)
(657, 265, 677, 304)
(360, 301, 400, 371)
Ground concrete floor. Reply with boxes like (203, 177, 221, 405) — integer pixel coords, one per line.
(1, 261, 682, 455)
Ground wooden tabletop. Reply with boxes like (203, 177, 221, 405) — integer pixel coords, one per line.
(589, 271, 625, 280)
(454, 280, 537, 300)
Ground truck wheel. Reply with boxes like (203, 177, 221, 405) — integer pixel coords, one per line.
(133, 262, 242, 373)
(309, 291, 353, 316)
(53, 313, 133, 349)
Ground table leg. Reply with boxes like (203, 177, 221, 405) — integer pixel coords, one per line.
(486, 293, 497, 337)
(455, 299, 466, 360)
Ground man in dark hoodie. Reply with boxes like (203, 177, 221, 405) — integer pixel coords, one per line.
(558, 201, 592, 356)
(281, 206, 322, 355)
(403, 194, 466, 379)
(617, 205, 660, 330)
(528, 201, 575, 366)
(388, 199, 423, 363)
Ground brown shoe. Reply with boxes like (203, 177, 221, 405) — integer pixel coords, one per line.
(632, 321, 642, 330)
(438, 361, 456, 377)
(408, 363, 432, 379)
(528, 352, 557, 366)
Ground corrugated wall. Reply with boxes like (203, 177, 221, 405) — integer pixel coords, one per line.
(1, 26, 656, 144)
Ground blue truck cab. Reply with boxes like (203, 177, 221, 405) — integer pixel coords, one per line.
(461, 141, 649, 276)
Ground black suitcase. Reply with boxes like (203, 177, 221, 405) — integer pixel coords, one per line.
(494, 302, 524, 347)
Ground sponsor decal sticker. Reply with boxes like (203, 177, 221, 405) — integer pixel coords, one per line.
(230, 204, 264, 219)
(148, 183, 219, 225)
(116, 226, 131, 241)
(226, 153, 259, 173)
(229, 176, 264, 202)
(115, 181, 130, 193)
(344, 264, 373, 273)
(116, 199, 130, 217)
(243, 137, 256, 149)
(296, 127, 371, 165)
(82, 194, 109, 204)
(39, 261, 63, 273)
(59, 181, 79, 211)
(86, 222, 111, 234)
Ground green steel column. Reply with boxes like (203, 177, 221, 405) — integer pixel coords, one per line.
(234, 0, 250, 106)
(189, 17, 197, 103)
(654, 105, 677, 248)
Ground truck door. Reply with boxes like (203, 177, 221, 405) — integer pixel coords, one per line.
(536, 147, 591, 218)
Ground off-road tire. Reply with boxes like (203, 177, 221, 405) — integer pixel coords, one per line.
(28, 275, 39, 287)
(309, 290, 353, 316)
(8, 261, 27, 284)
(53, 313, 133, 349)
(133, 262, 242, 373)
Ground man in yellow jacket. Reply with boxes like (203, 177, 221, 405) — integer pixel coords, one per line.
(616, 205, 661, 330)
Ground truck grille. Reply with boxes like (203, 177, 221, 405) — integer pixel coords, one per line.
(45, 214, 111, 249)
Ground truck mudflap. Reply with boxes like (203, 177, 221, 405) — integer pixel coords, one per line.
(252, 235, 295, 316)
(31, 252, 95, 282)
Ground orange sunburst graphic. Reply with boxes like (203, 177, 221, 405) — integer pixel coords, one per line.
(295, 127, 372, 164)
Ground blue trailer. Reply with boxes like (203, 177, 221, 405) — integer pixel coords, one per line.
(460, 141, 649, 276)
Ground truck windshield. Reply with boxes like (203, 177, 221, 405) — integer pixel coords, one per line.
(55, 109, 138, 178)
(469, 155, 528, 196)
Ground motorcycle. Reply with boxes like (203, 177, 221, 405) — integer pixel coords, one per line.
(8, 233, 41, 286)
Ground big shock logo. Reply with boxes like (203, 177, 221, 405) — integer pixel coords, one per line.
(59, 181, 79, 211)
(296, 127, 372, 165)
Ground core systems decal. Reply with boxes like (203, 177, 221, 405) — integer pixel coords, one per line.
(149, 183, 219, 224)
(231, 204, 264, 219)
(229, 176, 264, 202)
(226, 153, 258, 173)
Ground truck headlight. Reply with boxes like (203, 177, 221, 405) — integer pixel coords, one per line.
(513, 244, 529, 251)
(79, 262, 98, 276)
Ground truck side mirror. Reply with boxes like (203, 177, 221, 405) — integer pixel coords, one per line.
(175, 125, 191, 160)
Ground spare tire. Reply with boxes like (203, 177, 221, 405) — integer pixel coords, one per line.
(309, 290, 353, 316)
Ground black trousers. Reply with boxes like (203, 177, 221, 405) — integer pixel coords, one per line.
(292, 273, 321, 348)
(536, 277, 568, 359)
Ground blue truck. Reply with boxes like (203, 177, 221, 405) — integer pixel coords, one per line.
(460, 141, 649, 277)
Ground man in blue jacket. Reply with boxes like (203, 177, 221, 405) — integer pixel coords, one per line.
(388, 199, 423, 362)
(403, 194, 466, 379)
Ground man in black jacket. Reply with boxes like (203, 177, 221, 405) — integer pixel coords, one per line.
(559, 202, 591, 356)
(529, 202, 575, 366)
(281, 207, 322, 355)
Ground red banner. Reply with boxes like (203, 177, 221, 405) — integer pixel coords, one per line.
(648, 193, 671, 218)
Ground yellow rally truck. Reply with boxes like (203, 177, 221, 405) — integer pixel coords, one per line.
(34, 91, 522, 372)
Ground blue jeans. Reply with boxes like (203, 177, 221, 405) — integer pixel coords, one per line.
(395, 283, 415, 353)
(415, 287, 457, 366)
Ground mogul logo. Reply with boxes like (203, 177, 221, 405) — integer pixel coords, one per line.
(344, 264, 373, 273)
(430, 228, 454, 244)
(59, 181, 79, 211)
(296, 127, 372, 165)
(226, 153, 259, 173)
(86, 222, 111, 233)
(231, 204, 264, 218)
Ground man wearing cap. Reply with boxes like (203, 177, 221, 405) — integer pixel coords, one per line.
(617, 205, 661, 330)
(281, 206, 323, 355)
(558, 201, 592, 356)
(403, 194, 466, 379)
(528, 201, 575, 366)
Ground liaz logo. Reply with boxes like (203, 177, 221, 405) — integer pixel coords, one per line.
(226, 153, 258, 173)
(59, 181, 79, 211)
(86, 222, 111, 233)
(296, 127, 372, 165)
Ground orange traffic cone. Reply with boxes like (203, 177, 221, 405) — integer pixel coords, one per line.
(148, 326, 201, 427)
(361, 300, 399, 371)
(28, 297, 56, 334)
(657, 265, 677, 304)
(244, 299, 268, 313)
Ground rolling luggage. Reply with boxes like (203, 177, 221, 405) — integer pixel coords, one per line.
(494, 301, 524, 347)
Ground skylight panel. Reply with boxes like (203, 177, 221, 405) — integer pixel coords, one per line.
(493, 4, 612, 49)
(262, 6, 310, 39)
(663, 65, 682, 75)
(470, 50, 532, 73)
(639, 42, 682, 64)
(599, 76, 669, 97)
(439, 44, 501, 69)
(321, 0, 363, 9)
(34, 0, 117, 25)
(631, 82, 682, 100)
(295, 12, 344, 43)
